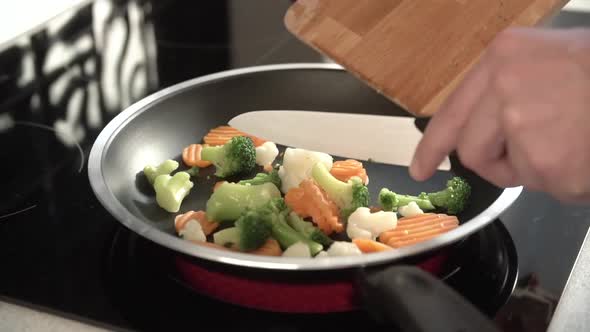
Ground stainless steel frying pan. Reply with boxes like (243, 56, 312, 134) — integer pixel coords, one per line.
(88, 63, 522, 330)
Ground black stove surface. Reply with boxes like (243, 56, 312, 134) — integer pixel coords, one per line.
(1, 1, 589, 332)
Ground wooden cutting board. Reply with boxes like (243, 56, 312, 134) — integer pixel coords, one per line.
(284, 0, 570, 117)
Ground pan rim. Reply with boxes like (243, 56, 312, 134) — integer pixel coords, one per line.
(88, 63, 523, 271)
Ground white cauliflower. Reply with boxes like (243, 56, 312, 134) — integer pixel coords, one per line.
(346, 207, 397, 240)
(255, 141, 279, 167)
(398, 201, 424, 217)
(277, 148, 333, 193)
(282, 242, 311, 258)
(315, 251, 329, 258)
(178, 219, 206, 242)
(326, 241, 362, 256)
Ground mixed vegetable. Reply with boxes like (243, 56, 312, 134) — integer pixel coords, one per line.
(142, 125, 471, 258)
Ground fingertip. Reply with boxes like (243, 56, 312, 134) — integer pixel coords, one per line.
(409, 156, 431, 182)
(409, 163, 421, 181)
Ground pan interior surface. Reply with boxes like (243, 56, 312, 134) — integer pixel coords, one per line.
(89, 64, 521, 271)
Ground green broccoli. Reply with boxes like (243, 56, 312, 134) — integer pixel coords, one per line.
(379, 188, 435, 212)
(212, 211, 272, 251)
(205, 182, 281, 222)
(287, 212, 334, 247)
(425, 176, 471, 214)
(243, 197, 323, 255)
(143, 159, 179, 185)
(310, 162, 369, 220)
(153, 171, 194, 212)
(235, 210, 273, 250)
(213, 227, 240, 248)
(379, 176, 471, 214)
(200, 136, 256, 178)
(238, 168, 281, 188)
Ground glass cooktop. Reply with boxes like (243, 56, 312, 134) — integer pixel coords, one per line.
(1, 1, 589, 331)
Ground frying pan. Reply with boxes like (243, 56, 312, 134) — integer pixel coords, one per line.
(88, 63, 522, 331)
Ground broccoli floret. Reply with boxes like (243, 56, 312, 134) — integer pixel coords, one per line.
(310, 162, 369, 220)
(287, 212, 334, 247)
(205, 182, 281, 222)
(212, 212, 272, 251)
(235, 211, 272, 251)
(143, 159, 179, 185)
(425, 177, 471, 214)
(379, 177, 471, 214)
(200, 136, 256, 178)
(213, 227, 240, 248)
(257, 198, 323, 255)
(379, 188, 435, 212)
(153, 172, 194, 212)
(238, 168, 281, 188)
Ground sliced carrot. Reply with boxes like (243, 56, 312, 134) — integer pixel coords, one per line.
(284, 179, 343, 235)
(378, 213, 459, 248)
(182, 144, 212, 168)
(330, 159, 368, 184)
(213, 181, 226, 192)
(353, 238, 393, 253)
(175, 210, 219, 236)
(203, 125, 266, 147)
(248, 238, 282, 256)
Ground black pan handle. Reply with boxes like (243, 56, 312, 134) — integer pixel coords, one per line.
(356, 265, 501, 332)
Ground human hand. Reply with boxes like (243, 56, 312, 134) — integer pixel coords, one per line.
(410, 27, 590, 203)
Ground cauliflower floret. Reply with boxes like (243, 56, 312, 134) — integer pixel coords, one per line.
(346, 207, 397, 240)
(277, 148, 333, 193)
(315, 251, 329, 258)
(255, 141, 279, 167)
(398, 201, 424, 218)
(178, 219, 206, 242)
(326, 241, 362, 256)
(282, 242, 311, 258)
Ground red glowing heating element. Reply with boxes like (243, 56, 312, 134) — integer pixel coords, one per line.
(174, 251, 449, 313)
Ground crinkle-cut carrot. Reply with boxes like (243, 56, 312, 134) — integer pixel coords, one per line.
(174, 210, 219, 236)
(182, 143, 212, 168)
(378, 213, 459, 248)
(213, 181, 226, 192)
(284, 179, 343, 235)
(248, 238, 282, 256)
(353, 238, 393, 253)
(203, 125, 266, 147)
(330, 159, 368, 184)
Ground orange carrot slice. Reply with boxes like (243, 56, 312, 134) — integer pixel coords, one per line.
(203, 125, 266, 147)
(353, 238, 393, 253)
(330, 159, 368, 184)
(182, 144, 212, 168)
(248, 238, 282, 256)
(378, 213, 459, 248)
(285, 179, 343, 235)
(175, 210, 219, 236)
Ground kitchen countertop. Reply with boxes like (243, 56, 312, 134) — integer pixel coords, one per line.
(548, 227, 590, 332)
(0, 300, 112, 332)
